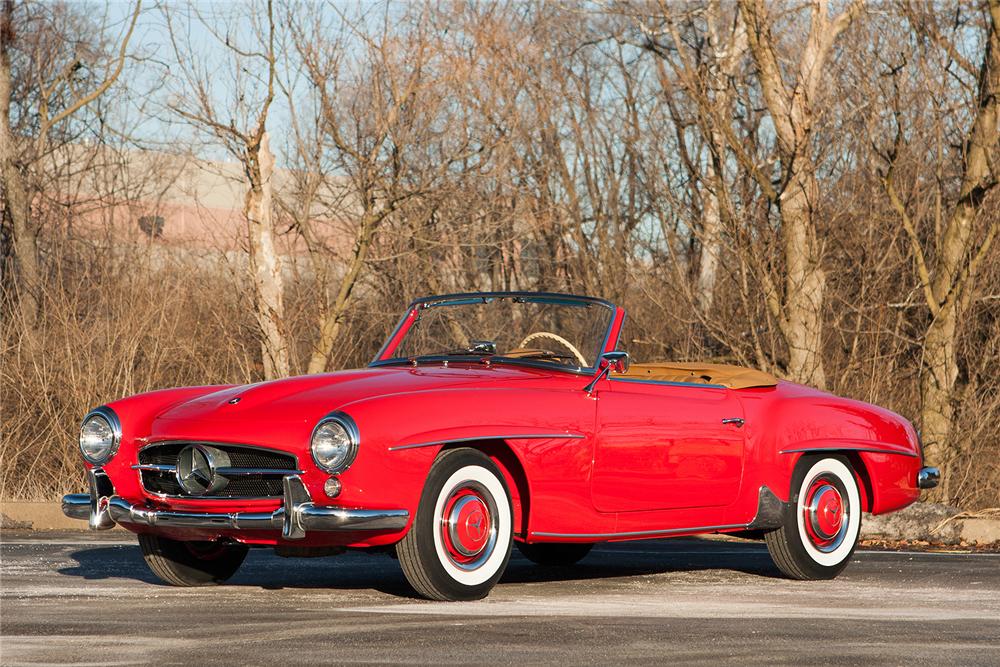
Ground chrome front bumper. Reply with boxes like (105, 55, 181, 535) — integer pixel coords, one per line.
(61, 469, 409, 540)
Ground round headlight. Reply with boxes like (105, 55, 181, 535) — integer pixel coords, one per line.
(79, 407, 121, 465)
(310, 413, 359, 473)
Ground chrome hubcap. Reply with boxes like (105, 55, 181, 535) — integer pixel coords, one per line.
(802, 476, 850, 553)
(440, 482, 498, 571)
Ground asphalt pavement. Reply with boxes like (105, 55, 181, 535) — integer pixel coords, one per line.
(2, 531, 998, 665)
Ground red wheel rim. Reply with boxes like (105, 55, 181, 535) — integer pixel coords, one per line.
(440, 484, 497, 569)
(802, 476, 848, 552)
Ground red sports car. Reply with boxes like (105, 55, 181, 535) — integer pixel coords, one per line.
(63, 292, 938, 600)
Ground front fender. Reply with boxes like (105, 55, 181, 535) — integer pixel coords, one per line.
(331, 384, 595, 531)
(96, 386, 234, 498)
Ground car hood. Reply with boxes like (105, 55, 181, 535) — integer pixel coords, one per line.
(153, 364, 544, 426)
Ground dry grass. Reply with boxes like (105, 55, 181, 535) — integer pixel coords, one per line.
(2, 232, 999, 509)
(0, 241, 259, 499)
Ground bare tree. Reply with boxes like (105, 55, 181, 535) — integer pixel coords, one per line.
(0, 0, 140, 325)
(290, 5, 492, 373)
(164, 0, 290, 379)
(734, 0, 865, 388)
(879, 0, 1000, 500)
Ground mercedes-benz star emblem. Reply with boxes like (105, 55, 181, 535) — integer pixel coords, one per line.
(176, 444, 230, 495)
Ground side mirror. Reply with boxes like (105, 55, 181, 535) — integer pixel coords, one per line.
(602, 351, 630, 374)
(584, 351, 631, 393)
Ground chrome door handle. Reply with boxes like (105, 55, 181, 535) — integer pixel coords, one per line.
(722, 418, 745, 428)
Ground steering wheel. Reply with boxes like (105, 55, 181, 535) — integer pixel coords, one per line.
(517, 332, 588, 366)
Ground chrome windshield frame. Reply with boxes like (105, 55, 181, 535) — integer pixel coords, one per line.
(371, 292, 620, 376)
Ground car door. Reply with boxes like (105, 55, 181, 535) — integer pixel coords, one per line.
(591, 377, 746, 512)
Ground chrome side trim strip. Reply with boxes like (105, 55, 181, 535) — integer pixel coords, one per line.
(388, 433, 586, 452)
(531, 523, 746, 540)
(779, 446, 919, 458)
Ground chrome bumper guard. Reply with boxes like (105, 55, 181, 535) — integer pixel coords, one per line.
(917, 466, 940, 490)
(61, 469, 409, 540)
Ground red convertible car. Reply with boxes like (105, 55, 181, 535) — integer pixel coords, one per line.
(63, 292, 938, 600)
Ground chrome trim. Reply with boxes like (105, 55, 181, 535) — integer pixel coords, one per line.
(139, 440, 299, 462)
(176, 444, 230, 495)
(373, 356, 599, 377)
(131, 464, 177, 473)
(215, 467, 305, 476)
(136, 441, 301, 500)
(79, 406, 122, 465)
(443, 480, 499, 570)
(584, 351, 631, 393)
(531, 523, 746, 540)
(609, 377, 728, 390)
(917, 466, 940, 489)
(722, 417, 745, 427)
(388, 433, 585, 452)
(779, 446, 919, 458)
(310, 411, 360, 474)
(61, 467, 116, 529)
(61, 494, 91, 520)
(282, 474, 312, 539)
(87, 468, 116, 530)
(371, 291, 617, 374)
(100, 477, 409, 538)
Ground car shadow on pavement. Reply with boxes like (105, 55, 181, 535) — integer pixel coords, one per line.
(58, 545, 162, 584)
(503, 537, 783, 584)
(57, 536, 782, 596)
(57, 543, 419, 597)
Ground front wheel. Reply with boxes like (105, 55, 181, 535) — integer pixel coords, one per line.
(765, 456, 862, 580)
(396, 448, 513, 601)
(138, 534, 248, 586)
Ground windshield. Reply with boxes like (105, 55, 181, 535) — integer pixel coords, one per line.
(379, 294, 615, 371)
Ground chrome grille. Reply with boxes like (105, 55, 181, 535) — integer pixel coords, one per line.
(136, 442, 298, 499)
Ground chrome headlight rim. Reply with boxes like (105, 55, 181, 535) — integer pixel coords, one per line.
(79, 406, 122, 465)
(310, 411, 359, 474)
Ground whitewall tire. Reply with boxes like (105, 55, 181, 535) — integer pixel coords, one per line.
(397, 448, 513, 600)
(765, 456, 862, 580)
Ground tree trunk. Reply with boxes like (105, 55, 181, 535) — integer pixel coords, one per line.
(696, 156, 723, 315)
(778, 162, 827, 389)
(0, 3, 41, 326)
(738, 0, 859, 389)
(920, 299, 958, 500)
(306, 214, 375, 374)
(919, 0, 999, 501)
(244, 132, 291, 379)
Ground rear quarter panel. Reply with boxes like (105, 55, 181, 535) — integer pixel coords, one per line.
(736, 382, 922, 514)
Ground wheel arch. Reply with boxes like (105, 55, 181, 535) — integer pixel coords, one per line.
(440, 438, 531, 539)
(787, 450, 873, 513)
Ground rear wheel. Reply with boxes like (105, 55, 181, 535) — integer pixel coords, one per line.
(396, 448, 513, 601)
(765, 456, 862, 580)
(516, 541, 593, 566)
(138, 534, 248, 586)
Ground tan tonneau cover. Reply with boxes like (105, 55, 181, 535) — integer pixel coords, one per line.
(621, 361, 777, 389)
